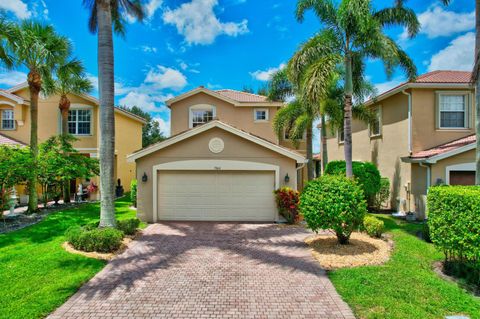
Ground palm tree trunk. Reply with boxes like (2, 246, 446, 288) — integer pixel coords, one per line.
(59, 95, 71, 202)
(475, 0, 480, 185)
(97, 1, 116, 227)
(306, 121, 314, 181)
(27, 71, 40, 213)
(321, 115, 328, 173)
(344, 53, 354, 178)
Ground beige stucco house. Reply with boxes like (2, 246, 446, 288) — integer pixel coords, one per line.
(324, 70, 475, 219)
(0, 82, 145, 199)
(128, 87, 308, 222)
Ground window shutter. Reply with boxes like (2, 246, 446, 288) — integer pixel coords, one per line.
(435, 92, 440, 129)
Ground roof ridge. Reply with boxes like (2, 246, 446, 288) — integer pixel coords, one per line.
(216, 89, 267, 98)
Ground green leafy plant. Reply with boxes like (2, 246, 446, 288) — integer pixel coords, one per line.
(363, 215, 385, 238)
(373, 177, 390, 211)
(130, 179, 137, 207)
(65, 226, 124, 253)
(117, 218, 140, 235)
(422, 222, 431, 243)
(300, 175, 367, 244)
(274, 187, 300, 224)
(0, 145, 32, 211)
(324, 161, 381, 206)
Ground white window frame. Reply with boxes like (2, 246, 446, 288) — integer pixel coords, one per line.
(189, 104, 216, 129)
(68, 108, 93, 136)
(254, 108, 269, 122)
(437, 92, 470, 130)
(1, 109, 15, 130)
(369, 105, 382, 137)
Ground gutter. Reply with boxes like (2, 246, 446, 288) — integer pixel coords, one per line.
(402, 90, 413, 155)
(419, 162, 432, 190)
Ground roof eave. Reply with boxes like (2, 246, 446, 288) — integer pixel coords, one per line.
(401, 142, 476, 164)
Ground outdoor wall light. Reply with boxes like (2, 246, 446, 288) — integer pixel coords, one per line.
(142, 172, 148, 183)
(284, 173, 290, 183)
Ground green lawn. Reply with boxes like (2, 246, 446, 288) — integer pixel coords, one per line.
(0, 197, 139, 319)
(329, 215, 480, 319)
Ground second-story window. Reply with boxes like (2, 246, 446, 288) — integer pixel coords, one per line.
(369, 106, 382, 137)
(1, 109, 15, 130)
(68, 109, 92, 135)
(439, 94, 468, 129)
(189, 105, 216, 128)
(254, 109, 269, 121)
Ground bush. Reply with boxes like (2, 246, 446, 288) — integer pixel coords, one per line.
(363, 215, 384, 238)
(373, 177, 390, 210)
(428, 186, 480, 288)
(422, 222, 431, 243)
(274, 187, 300, 224)
(117, 218, 140, 235)
(65, 226, 124, 253)
(300, 175, 367, 244)
(324, 161, 381, 206)
(130, 179, 137, 207)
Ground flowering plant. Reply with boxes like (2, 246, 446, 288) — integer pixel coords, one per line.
(274, 187, 300, 224)
(86, 182, 98, 193)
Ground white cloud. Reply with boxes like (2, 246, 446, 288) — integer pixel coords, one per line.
(250, 63, 285, 81)
(141, 45, 157, 53)
(0, 70, 27, 87)
(0, 0, 31, 19)
(374, 78, 404, 95)
(162, 0, 249, 45)
(145, 0, 163, 19)
(153, 116, 171, 136)
(428, 32, 475, 72)
(401, 5, 474, 40)
(119, 92, 173, 113)
(145, 65, 187, 91)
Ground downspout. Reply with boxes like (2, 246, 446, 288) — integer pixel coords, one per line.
(419, 162, 431, 190)
(402, 90, 412, 155)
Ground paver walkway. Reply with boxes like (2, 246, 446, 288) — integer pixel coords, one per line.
(49, 222, 355, 319)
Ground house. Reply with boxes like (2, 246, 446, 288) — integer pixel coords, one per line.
(0, 83, 145, 200)
(325, 70, 475, 219)
(128, 87, 308, 222)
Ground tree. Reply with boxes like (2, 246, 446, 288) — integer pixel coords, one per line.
(43, 58, 93, 202)
(0, 146, 31, 211)
(120, 106, 166, 147)
(83, 0, 144, 227)
(4, 21, 71, 212)
(294, 0, 419, 178)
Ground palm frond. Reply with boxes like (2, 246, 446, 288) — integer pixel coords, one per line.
(374, 6, 419, 38)
(295, 0, 338, 28)
(272, 100, 303, 137)
(300, 54, 339, 104)
(267, 68, 293, 102)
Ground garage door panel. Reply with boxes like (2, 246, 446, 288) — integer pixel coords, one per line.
(157, 170, 276, 221)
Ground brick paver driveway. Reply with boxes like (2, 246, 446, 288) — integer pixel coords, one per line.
(49, 222, 354, 319)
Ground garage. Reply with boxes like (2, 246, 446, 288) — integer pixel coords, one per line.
(157, 170, 276, 221)
(449, 170, 475, 185)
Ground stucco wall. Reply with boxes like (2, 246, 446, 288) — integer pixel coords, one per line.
(135, 127, 298, 222)
(431, 149, 476, 185)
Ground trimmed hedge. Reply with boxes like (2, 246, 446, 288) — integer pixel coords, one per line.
(131, 179, 138, 207)
(363, 215, 384, 238)
(324, 160, 381, 204)
(117, 218, 141, 235)
(428, 186, 480, 287)
(65, 226, 124, 253)
(274, 187, 300, 224)
(300, 175, 367, 244)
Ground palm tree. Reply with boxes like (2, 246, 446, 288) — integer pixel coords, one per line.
(83, 0, 144, 227)
(0, 16, 14, 69)
(6, 21, 71, 212)
(294, 0, 419, 178)
(43, 58, 93, 202)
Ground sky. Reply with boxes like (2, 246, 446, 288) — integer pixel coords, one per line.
(0, 0, 476, 152)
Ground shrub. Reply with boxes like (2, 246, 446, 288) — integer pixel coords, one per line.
(65, 226, 124, 253)
(428, 186, 480, 288)
(130, 179, 137, 207)
(422, 222, 431, 243)
(324, 161, 381, 205)
(117, 218, 140, 235)
(363, 215, 384, 238)
(300, 175, 367, 244)
(274, 187, 300, 224)
(372, 177, 390, 211)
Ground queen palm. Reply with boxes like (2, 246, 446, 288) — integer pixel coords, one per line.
(293, 0, 419, 178)
(6, 21, 71, 212)
(83, 0, 144, 227)
(43, 58, 93, 202)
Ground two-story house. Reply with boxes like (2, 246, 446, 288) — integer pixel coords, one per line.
(128, 87, 308, 222)
(0, 82, 145, 200)
(325, 71, 475, 219)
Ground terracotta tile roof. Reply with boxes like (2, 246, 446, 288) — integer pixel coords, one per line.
(0, 133, 26, 147)
(411, 134, 476, 159)
(216, 89, 268, 103)
(415, 70, 472, 83)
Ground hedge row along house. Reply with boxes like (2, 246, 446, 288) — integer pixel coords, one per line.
(325, 70, 476, 219)
(0, 82, 145, 203)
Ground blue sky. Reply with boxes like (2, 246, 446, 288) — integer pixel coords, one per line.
(0, 0, 476, 150)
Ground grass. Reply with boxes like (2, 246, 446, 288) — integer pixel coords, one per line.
(329, 215, 480, 319)
(0, 197, 140, 319)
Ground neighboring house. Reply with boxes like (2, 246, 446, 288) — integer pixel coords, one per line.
(0, 83, 145, 200)
(128, 87, 308, 222)
(325, 70, 475, 219)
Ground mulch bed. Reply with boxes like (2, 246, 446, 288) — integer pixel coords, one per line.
(305, 232, 393, 270)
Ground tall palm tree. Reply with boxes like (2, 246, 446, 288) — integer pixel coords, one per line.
(294, 0, 419, 178)
(0, 17, 14, 69)
(6, 21, 71, 212)
(83, 0, 144, 227)
(43, 58, 93, 202)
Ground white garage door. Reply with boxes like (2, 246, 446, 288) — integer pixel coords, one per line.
(157, 170, 276, 221)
